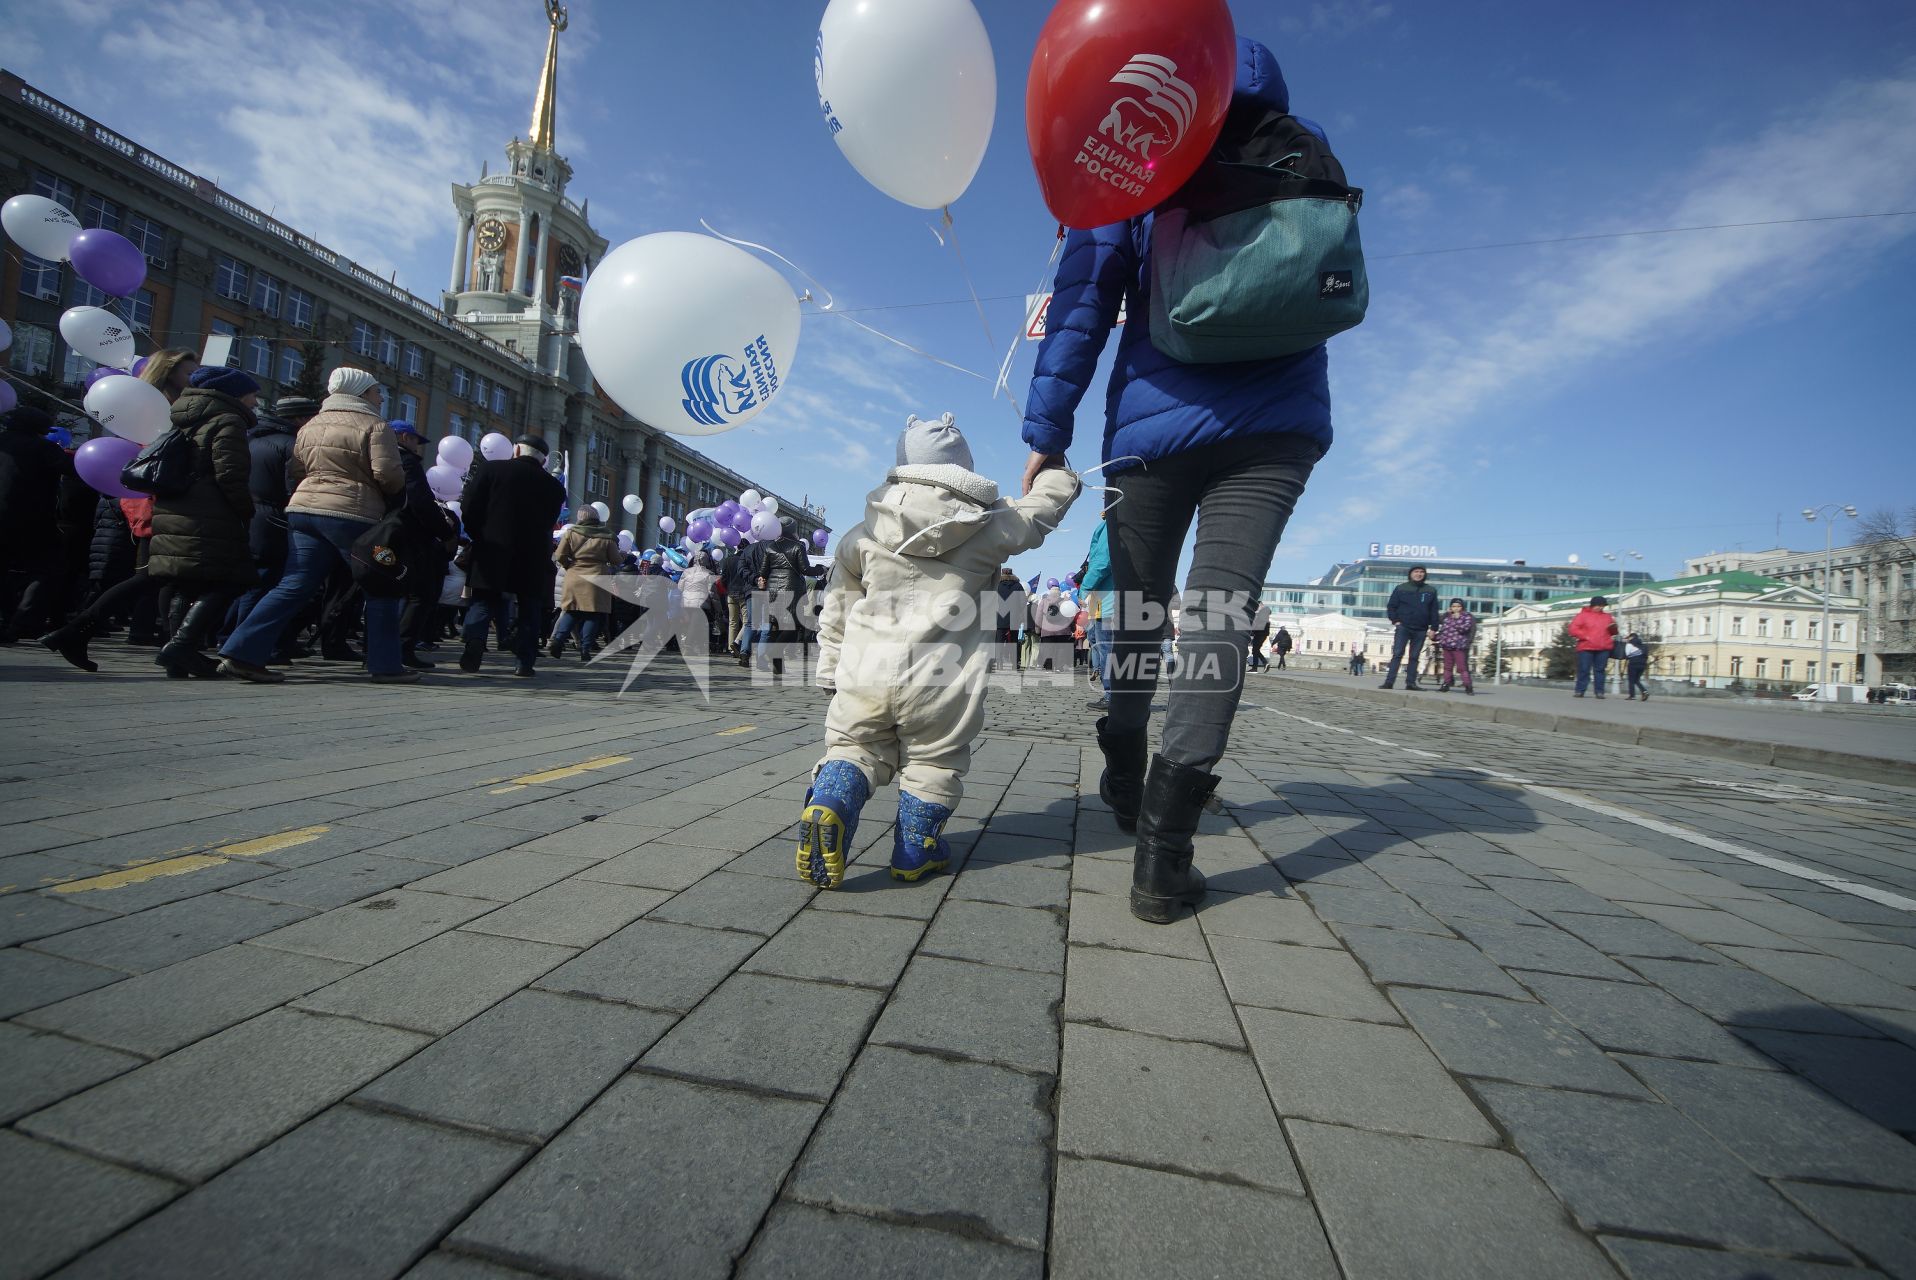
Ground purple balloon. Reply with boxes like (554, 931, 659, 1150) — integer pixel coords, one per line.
(74, 435, 143, 499)
(1047, 578, 1059, 588)
(715, 500, 739, 522)
(69, 228, 147, 297)
(732, 509, 754, 532)
(686, 518, 712, 543)
(130, 355, 149, 376)
(0, 381, 15, 415)
(812, 529, 828, 549)
(85, 366, 129, 391)
(717, 525, 741, 548)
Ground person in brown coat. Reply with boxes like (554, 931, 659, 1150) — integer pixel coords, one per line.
(146, 366, 258, 677)
(218, 367, 411, 683)
(548, 507, 622, 660)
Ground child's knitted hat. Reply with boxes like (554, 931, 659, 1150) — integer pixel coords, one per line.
(896, 412, 973, 470)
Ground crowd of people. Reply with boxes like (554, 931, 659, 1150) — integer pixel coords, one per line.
(0, 356, 856, 684)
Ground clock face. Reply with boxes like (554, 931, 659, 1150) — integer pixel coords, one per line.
(475, 218, 507, 252)
(557, 244, 583, 277)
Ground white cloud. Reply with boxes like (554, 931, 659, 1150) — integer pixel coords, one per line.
(1315, 70, 1916, 548)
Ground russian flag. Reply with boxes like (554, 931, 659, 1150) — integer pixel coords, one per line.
(559, 276, 585, 292)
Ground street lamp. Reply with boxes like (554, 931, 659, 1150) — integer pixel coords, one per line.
(1600, 550, 1644, 607)
(1804, 504, 1858, 686)
(1488, 571, 1524, 683)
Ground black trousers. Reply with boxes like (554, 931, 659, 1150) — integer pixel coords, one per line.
(1105, 433, 1318, 772)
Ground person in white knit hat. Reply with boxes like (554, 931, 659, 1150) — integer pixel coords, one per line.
(796, 413, 1079, 890)
(218, 366, 411, 683)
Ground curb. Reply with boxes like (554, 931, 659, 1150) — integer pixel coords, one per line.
(1276, 679, 1916, 790)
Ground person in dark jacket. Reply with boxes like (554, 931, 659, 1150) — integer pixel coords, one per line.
(721, 541, 757, 658)
(458, 434, 566, 676)
(749, 519, 816, 677)
(0, 405, 74, 644)
(390, 422, 455, 669)
(1273, 624, 1294, 670)
(233, 395, 319, 628)
(1380, 565, 1440, 690)
(1021, 37, 1340, 925)
(993, 567, 1028, 670)
(146, 367, 259, 677)
(1623, 631, 1652, 701)
(85, 497, 137, 613)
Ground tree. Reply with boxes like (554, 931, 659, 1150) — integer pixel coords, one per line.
(290, 342, 326, 402)
(1544, 629, 1578, 680)
(1480, 645, 1509, 679)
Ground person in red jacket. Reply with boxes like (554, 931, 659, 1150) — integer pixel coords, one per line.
(1567, 596, 1619, 699)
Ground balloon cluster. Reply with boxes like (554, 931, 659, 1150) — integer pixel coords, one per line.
(5, 195, 152, 389)
(635, 486, 833, 577)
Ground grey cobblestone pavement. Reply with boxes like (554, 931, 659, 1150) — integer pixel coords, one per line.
(2, 645, 1914, 1279)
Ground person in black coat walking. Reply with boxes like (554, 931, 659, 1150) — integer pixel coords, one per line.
(233, 395, 318, 628)
(390, 423, 455, 669)
(458, 434, 565, 676)
(0, 406, 75, 643)
(1381, 565, 1440, 690)
(1273, 624, 1294, 670)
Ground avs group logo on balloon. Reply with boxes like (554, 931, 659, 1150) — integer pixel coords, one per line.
(1074, 54, 1197, 199)
(681, 335, 781, 429)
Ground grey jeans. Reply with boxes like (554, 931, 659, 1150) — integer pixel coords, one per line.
(1104, 432, 1319, 771)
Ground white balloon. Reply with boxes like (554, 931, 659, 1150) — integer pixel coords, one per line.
(479, 431, 513, 462)
(739, 489, 762, 509)
(0, 316, 11, 353)
(426, 463, 463, 501)
(83, 374, 171, 445)
(622, 493, 643, 515)
(436, 434, 474, 471)
(577, 233, 799, 437)
(591, 501, 611, 522)
(1, 194, 84, 261)
(617, 529, 636, 552)
(446, 500, 462, 518)
(760, 496, 779, 515)
(710, 546, 725, 562)
(1058, 599, 1080, 620)
(59, 306, 137, 370)
(815, 0, 996, 209)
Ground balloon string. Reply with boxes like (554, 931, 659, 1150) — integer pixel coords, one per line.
(0, 367, 103, 428)
(700, 216, 994, 383)
(994, 228, 1068, 401)
(939, 207, 1024, 425)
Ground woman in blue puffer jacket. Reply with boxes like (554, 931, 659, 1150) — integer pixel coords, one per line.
(1021, 36, 1336, 925)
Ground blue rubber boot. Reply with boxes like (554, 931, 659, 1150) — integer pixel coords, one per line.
(891, 792, 953, 883)
(797, 760, 871, 889)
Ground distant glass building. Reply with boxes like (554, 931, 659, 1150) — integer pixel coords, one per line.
(1265, 554, 1655, 621)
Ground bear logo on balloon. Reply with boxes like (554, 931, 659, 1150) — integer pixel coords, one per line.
(681, 334, 780, 428)
(814, 32, 843, 136)
(1100, 54, 1196, 162)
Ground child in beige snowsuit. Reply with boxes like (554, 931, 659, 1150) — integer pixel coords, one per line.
(798, 414, 1080, 889)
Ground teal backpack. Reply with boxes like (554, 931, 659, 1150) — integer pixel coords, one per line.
(1148, 111, 1368, 364)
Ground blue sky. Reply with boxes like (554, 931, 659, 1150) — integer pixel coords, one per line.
(17, 0, 1916, 585)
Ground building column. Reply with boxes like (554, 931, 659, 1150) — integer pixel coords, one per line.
(532, 217, 549, 309)
(515, 209, 532, 295)
(622, 450, 644, 535)
(641, 435, 662, 529)
(567, 428, 588, 513)
(449, 213, 472, 293)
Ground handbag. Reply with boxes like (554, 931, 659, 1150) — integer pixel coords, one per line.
(119, 428, 198, 498)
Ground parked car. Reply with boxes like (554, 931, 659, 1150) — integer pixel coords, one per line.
(1792, 683, 1870, 703)
(1880, 683, 1916, 706)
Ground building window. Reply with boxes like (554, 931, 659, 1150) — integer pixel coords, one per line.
(449, 412, 465, 439)
(215, 254, 250, 301)
(249, 271, 281, 317)
(120, 289, 155, 333)
(277, 343, 304, 385)
(19, 254, 62, 300)
(80, 192, 120, 231)
(210, 318, 241, 366)
(286, 287, 314, 330)
(396, 393, 419, 423)
(125, 212, 167, 258)
(1808, 620, 1820, 640)
(377, 329, 398, 366)
(67, 275, 111, 309)
(1756, 616, 1770, 637)
(1807, 661, 1818, 682)
(451, 365, 471, 398)
(1755, 658, 1768, 679)
(473, 377, 490, 409)
(61, 344, 92, 386)
(1730, 616, 1744, 636)
(492, 385, 507, 416)
(1781, 660, 1792, 680)
(1782, 617, 1795, 639)
(1832, 621, 1845, 643)
(403, 343, 424, 378)
(8, 322, 53, 375)
(1831, 663, 1843, 681)
(31, 170, 76, 210)
(349, 318, 376, 357)
(1730, 657, 1743, 677)
(243, 336, 273, 377)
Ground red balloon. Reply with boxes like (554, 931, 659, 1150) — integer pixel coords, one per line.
(1026, 0, 1237, 228)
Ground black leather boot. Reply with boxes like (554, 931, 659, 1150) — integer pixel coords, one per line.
(155, 598, 227, 680)
(1130, 754, 1218, 924)
(39, 619, 98, 673)
(1095, 716, 1148, 833)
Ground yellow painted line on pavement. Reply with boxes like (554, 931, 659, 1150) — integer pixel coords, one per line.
(49, 825, 331, 896)
(507, 755, 633, 786)
(53, 854, 231, 894)
(717, 725, 755, 737)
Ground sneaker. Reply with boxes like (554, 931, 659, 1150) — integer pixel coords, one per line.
(218, 656, 285, 684)
(370, 670, 421, 684)
(1087, 696, 1108, 710)
(891, 791, 953, 883)
(797, 760, 871, 889)
(512, 664, 536, 678)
